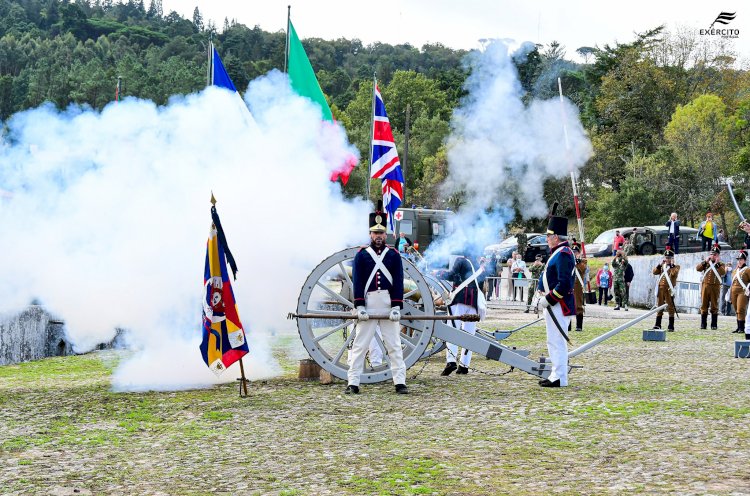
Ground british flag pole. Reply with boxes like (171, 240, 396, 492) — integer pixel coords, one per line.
(366, 73, 376, 201)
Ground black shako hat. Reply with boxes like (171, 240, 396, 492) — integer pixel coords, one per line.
(663, 246, 675, 258)
(738, 250, 747, 261)
(369, 200, 388, 232)
(546, 202, 568, 237)
(711, 243, 721, 254)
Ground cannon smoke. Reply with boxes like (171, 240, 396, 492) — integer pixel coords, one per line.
(0, 70, 367, 391)
(425, 39, 592, 264)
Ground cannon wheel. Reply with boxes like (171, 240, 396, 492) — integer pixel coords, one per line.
(296, 247, 435, 384)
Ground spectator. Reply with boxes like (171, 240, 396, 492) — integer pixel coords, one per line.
(717, 229, 727, 243)
(698, 212, 718, 252)
(623, 235, 637, 256)
(596, 263, 613, 306)
(511, 252, 527, 302)
(666, 212, 681, 254)
(506, 251, 517, 300)
(397, 232, 412, 253)
(740, 221, 750, 249)
(612, 230, 625, 256)
(625, 260, 634, 305)
(485, 253, 498, 301)
(525, 254, 545, 313)
(612, 250, 630, 311)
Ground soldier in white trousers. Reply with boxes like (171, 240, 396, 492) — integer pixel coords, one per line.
(346, 202, 407, 394)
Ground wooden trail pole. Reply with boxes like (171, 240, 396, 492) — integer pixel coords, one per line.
(238, 357, 249, 397)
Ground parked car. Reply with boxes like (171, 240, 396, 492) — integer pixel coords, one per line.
(484, 233, 548, 263)
(624, 226, 731, 255)
(586, 227, 636, 257)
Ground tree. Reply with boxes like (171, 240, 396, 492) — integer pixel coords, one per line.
(192, 6, 203, 32)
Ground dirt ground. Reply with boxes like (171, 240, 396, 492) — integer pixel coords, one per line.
(2, 304, 750, 495)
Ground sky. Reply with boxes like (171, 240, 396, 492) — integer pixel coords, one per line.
(161, 0, 748, 62)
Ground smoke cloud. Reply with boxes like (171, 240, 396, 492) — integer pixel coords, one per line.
(426, 40, 593, 263)
(0, 70, 367, 391)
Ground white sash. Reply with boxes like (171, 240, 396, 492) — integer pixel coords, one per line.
(708, 261, 723, 283)
(448, 262, 484, 302)
(657, 264, 676, 297)
(364, 246, 393, 292)
(734, 266, 749, 292)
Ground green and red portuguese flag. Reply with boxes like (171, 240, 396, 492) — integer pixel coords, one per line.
(287, 19, 357, 184)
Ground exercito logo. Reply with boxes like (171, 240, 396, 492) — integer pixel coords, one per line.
(700, 12, 739, 38)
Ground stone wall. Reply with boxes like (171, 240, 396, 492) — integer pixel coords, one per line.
(0, 306, 74, 366)
(623, 250, 739, 314)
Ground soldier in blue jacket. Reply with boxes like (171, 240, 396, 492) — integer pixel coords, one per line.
(346, 202, 407, 395)
(537, 209, 576, 388)
(441, 254, 481, 376)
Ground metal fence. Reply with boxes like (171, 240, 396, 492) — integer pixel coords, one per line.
(483, 277, 540, 307)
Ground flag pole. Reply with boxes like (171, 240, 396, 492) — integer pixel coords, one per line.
(366, 73, 376, 202)
(557, 77, 587, 257)
(207, 39, 212, 87)
(115, 76, 121, 103)
(284, 5, 291, 73)
(211, 192, 250, 398)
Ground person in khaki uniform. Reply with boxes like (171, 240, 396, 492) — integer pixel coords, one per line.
(696, 244, 726, 330)
(730, 250, 750, 336)
(652, 246, 680, 331)
(571, 241, 587, 332)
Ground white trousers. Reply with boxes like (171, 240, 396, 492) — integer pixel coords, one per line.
(368, 330, 384, 366)
(545, 305, 571, 386)
(347, 294, 406, 386)
(446, 303, 478, 367)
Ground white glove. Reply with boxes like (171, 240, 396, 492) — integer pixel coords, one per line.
(538, 297, 551, 310)
(356, 306, 369, 321)
(389, 307, 401, 322)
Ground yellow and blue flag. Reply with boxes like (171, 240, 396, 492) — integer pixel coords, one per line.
(200, 205, 248, 375)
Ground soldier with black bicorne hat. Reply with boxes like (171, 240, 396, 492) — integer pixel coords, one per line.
(696, 243, 727, 330)
(571, 239, 587, 332)
(346, 201, 408, 395)
(536, 203, 576, 388)
(730, 250, 750, 337)
(652, 246, 680, 331)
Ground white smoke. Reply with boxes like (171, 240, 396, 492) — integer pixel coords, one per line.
(426, 40, 593, 263)
(0, 70, 367, 391)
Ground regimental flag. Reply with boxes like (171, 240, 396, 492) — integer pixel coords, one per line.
(370, 84, 404, 230)
(287, 18, 356, 184)
(211, 43, 238, 92)
(199, 204, 249, 376)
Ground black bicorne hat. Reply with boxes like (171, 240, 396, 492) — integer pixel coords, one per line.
(738, 250, 747, 261)
(369, 200, 388, 232)
(663, 245, 674, 258)
(546, 202, 568, 237)
(711, 243, 721, 254)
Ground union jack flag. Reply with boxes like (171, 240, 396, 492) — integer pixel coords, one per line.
(370, 84, 403, 230)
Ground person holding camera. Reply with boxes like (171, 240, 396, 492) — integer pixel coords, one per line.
(698, 212, 718, 252)
(612, 250, 630, 311)
(652, 246, 680, 331)
(666, 212, 681, 254)
(696, 244, 727, 330)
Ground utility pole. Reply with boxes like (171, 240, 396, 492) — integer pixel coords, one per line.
(403, 103, 410, 206)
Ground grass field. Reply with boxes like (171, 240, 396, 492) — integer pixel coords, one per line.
(2, 309, 750, 495)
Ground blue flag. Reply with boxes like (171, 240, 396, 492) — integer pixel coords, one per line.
(212, 45, 238, 92)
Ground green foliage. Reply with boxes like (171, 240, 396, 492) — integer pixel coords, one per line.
(587, 177, 662, 240)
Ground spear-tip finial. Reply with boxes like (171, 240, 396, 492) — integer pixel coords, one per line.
(210, 191, 217, 206)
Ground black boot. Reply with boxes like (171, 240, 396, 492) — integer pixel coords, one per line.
(711, 313, 718, 330)
(734, 320, 743, 334)
(700, 313, 708, 330)
(668, 316, 675, 332)
(441, 362, 457, 376)
(739, 321, 746, 336)
(575, 314, 583, 332)
(653, 315, 662, 329)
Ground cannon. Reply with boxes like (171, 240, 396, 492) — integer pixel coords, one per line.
(292, 247, 667, 384)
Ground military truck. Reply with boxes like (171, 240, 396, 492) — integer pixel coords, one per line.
(386, 208, 454, 253)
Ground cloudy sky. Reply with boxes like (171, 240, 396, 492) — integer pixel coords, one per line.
(161, 0, 747, 62)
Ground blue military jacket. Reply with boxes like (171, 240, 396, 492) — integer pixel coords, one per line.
(352, 244, 404, 309)
(447, 256, 479, 310)
(537, 241, 576, 316)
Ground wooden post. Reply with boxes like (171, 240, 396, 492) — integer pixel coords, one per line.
(238, 357, 249, 397)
